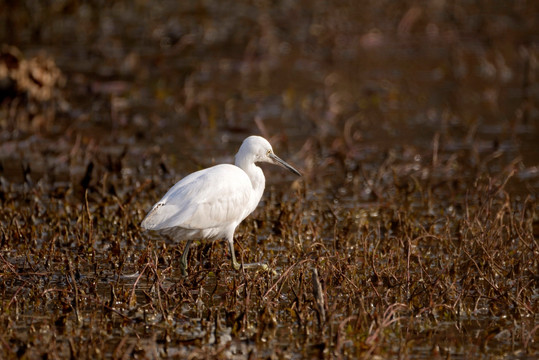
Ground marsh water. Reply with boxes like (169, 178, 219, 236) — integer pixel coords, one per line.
(0, 1, 538, 359)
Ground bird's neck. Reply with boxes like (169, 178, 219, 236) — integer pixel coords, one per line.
(236, 160, 265, 196)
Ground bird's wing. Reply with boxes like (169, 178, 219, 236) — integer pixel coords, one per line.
(141, 164, 252, 231)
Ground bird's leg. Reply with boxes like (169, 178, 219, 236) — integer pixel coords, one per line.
(179, 240, 193, 276)
(226, 237, 242, 271)
(226, 236, 269, 272)
(243, 262, 269, 271)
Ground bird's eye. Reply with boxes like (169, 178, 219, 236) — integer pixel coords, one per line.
(266, 150, 271, 156)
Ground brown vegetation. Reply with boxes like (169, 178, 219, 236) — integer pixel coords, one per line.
(1, 0, 537, 358)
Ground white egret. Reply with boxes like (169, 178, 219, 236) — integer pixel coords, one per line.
(141, 135, 301, 275)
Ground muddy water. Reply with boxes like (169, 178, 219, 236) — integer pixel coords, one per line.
(1, 1, 538, 359)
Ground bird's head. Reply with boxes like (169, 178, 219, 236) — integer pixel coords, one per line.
(236, 136, 301, 176)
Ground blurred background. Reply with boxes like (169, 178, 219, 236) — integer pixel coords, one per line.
(0, 0, 537, 193)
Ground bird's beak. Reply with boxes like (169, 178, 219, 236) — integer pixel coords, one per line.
(269, 153, 301, 176)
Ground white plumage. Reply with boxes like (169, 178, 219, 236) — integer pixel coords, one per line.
(141, 135, 300, 275)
